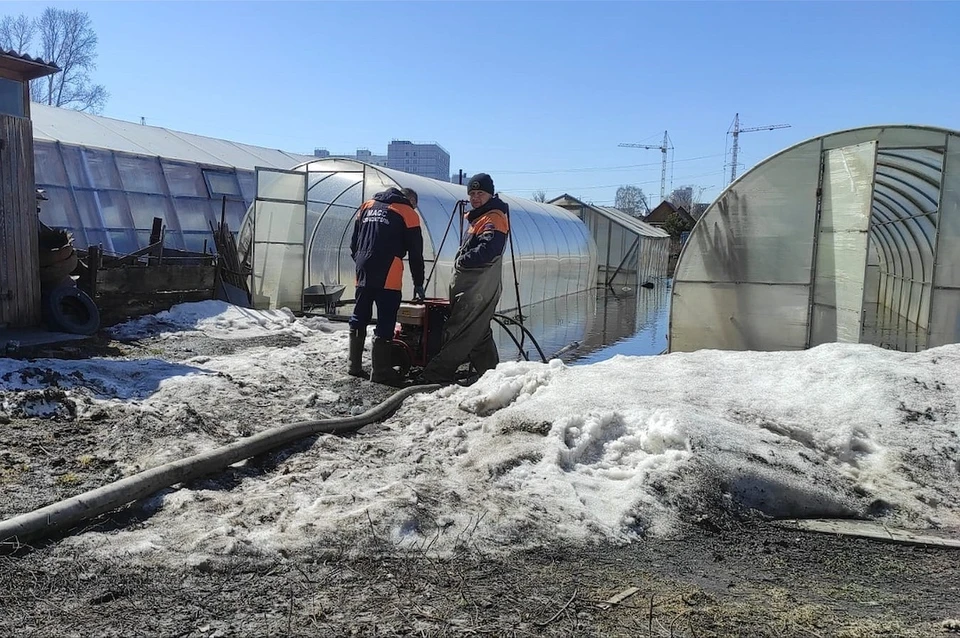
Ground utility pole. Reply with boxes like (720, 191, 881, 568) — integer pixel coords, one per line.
(726, 113, 790, 184)
(618, 130, 673, 202)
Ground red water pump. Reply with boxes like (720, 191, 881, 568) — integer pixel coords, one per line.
(390, 298, 451, 379)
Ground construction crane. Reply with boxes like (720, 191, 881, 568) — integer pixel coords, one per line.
(618, 130, 673, 202)
(726, 113, 790, 185)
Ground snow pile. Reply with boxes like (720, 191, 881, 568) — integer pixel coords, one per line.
(1, 301, 958, 565)
(108, 300, 333, 341)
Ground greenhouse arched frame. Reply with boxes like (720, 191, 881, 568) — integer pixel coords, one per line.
(242, 159, 599, 314)
(670, 125, 960, 353)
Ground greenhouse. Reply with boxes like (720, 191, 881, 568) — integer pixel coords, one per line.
(670, 125, 960, 354)
(27, 103, 668, 360)
(240, 159, 598, 314)
(31, 103, 312, 255)
(549, 194, 670, 288)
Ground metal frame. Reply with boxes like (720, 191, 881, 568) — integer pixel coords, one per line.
(804, 138, 827, 348)
(674, 126, 960, 354)
(251, 165, 309, 311)
(856, 142, 882, 344)
(925, 133, 951, 346)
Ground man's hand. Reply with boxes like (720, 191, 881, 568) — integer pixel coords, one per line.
(413, 284, 426, 301)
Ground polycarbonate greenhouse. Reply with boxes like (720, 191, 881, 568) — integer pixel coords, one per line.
(670, 125, 960, 354)
(27, 103, 662, 361)
(550, 194, 670, 287)
(239, 159, 598, 313)
(30, 103, 312, 254)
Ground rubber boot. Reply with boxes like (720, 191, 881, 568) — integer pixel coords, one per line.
(468, 330, 499, 377)
(348, 327, 368, 379)
(371, 337, 404, 387)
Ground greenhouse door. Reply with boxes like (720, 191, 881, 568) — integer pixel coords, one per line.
(251, 167, 308, 311)
(808, 141, 877, 346)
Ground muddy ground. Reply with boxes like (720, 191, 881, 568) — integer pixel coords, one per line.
(1, 334, 958, 637)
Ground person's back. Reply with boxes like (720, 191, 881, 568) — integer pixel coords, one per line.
(348, 187, 424, 385)
(352, 188, 423, 292)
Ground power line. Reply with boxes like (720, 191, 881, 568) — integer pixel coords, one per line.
(489, 153, 724, 176)
(501, 169, 726, 193)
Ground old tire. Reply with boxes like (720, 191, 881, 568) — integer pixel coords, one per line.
(45, 285, 100, 336)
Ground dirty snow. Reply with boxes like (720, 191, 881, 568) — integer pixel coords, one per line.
(1, 301, 959, 566)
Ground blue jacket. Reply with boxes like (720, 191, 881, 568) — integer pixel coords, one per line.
(351, 188, 425, 291)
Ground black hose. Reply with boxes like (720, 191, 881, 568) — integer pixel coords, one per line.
(495, 313, 548, 363)
(0, 384, 441, 547)
(492, 316, 528, 361)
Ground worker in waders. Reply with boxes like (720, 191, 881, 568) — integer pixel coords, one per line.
(420, 173, 509, 384)
(349, 187, 425, 386)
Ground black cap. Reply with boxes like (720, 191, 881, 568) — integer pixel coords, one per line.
(466, 173, 495, 195)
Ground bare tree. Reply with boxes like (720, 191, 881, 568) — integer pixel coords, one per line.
(614, 185, 648, 217)
(0, 14, 35, 53)
(29, 8, 107, 113)
(532, 189, 546, 203)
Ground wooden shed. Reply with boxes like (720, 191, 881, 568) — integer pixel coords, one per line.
(0, 49, 59, 328)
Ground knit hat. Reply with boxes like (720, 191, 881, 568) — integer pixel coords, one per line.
(466, 173, 495, 195)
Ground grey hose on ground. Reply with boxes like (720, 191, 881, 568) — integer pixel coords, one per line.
(0, 384, 441, 547)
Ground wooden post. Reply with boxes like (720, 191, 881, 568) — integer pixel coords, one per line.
(0, 115, 41, 327)
(0, 51, 60, 327)
(148, 217, 163, 266)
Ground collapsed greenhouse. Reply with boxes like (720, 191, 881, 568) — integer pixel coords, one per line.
(670, 125, 960, 354)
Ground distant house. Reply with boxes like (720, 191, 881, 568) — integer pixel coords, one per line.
(643, 200, 696, 228)
(641, 201, 698, 276)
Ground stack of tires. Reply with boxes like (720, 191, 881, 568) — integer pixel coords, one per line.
(38, 227, 100, 336)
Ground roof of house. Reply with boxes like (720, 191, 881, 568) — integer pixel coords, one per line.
(643, 200, 696, 226)
(0, 49, 59, 80)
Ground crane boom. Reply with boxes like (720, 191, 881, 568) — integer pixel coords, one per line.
(727, 113, 790, 184)
(617, 130, 673, 201)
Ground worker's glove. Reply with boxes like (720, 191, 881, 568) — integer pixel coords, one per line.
(413, 285, 426, 301)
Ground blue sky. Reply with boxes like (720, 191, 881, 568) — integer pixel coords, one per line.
(6, 1, 960, 206)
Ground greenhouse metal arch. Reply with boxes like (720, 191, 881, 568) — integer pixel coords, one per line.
(239, 159, 598, 313)
(670, 125, 960, 353)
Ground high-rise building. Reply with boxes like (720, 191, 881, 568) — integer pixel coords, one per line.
(450, 170, 470, 185)
(387, 140, 450, 182)
(313, 148, 388, 167)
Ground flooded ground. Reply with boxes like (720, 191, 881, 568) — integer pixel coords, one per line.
(326, 280, 672, 368)
(492, 280, 671, 365)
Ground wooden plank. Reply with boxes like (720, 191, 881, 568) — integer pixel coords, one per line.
(0, 115, 39, 327)
(598, 587, 640, 610)
(777, 519, 960, 549)
(109, 240, 164, 267)
(96, 264, 217, 295)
